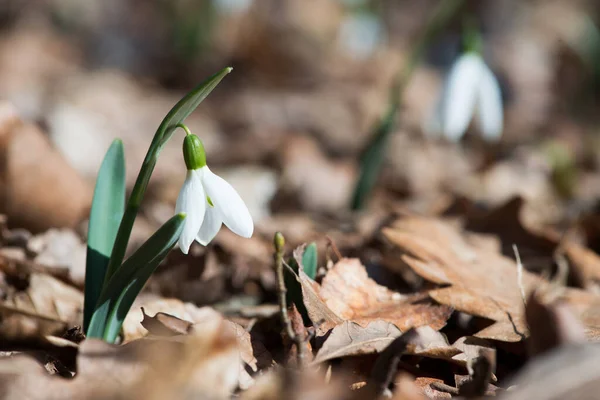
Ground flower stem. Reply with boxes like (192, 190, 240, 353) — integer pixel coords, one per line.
(350, 0, 466, 210)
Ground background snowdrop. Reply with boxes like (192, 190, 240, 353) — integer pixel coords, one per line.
(425, 52, 503, 142)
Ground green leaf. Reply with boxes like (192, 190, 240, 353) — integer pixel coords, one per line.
(84, 139, 125, 333)
(284, 243, 318, 325)
(87, 213, 186, 342)
(350, 101, 397, 211)
(302, 242, 318, 280)
(156, 66, 232, 145)
(104, 67, 232, 283)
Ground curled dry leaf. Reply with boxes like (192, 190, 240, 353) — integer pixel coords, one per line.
(319, 258, 452, 331)
(313, 321, 458, 365)
(122, 297, 217, 342)
(0, 273, 83, 340)
(140, 308, 193, 337)
(0, 312, 243, 399)
(122, 297, 271, 390)
(459, 196, 600, 289)
(295, 258, 451, 336)
(383, 216, 600, 342)
(29, 229, 87, 287)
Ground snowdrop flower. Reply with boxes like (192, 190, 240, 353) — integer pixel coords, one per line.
(426, 52, 503, 142)
(176, 130, 253, 254)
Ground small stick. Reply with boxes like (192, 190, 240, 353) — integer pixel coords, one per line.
(512, 244, 526, 306)
(273, 232, 305, 367)
(325, 235, 343, 262)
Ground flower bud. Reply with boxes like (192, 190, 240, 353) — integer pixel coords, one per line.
(183, 134, 206, 170)
(274, 232, 285, 252)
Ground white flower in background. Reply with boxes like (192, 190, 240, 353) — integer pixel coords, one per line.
(176, 132, 253, 254)
(426, 52, 503, 142)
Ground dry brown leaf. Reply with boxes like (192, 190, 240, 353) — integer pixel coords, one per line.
(239, 366, 355, 400)
(29, 229, 87, 286)
(0, 273, 83, 339)
(312, 321, 458, 365)
(0, 312, 243, 399)
(320, 259, 452, 332)
(140, 308, 193, 336)
(458, 196, 600, 288)
(297, 268, 344, 335)
(122, 297, 270, 390)
(122, 297, 216, 342)
(298, 258, 451, 336)
(500, 343, 600, 400)
(383, 216, 600, 342)
(413, 377, 452, 399)
(391, 373, 428, 400)
(451, 336, 496, 370)
(0, 102, 91, 232)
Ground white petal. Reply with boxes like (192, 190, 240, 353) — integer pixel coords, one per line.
(175, 170, 206, 254)
(442, 53, 485, 142)
(476, 63, 504, 141)
(200, 166, 254, 238)
(196, 205, 223, 245)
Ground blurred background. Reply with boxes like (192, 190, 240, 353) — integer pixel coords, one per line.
(2, 0, 600, 301)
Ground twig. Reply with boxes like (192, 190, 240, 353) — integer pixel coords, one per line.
(325, 236, 343, 262)
(273, 232, 306, 367)
(512, 244, 526, 307)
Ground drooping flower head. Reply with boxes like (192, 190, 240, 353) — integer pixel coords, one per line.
(176, 129, 253, 254)
(425, 50, 504, 142)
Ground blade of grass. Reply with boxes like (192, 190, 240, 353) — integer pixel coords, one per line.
(84, 139, 125, 333)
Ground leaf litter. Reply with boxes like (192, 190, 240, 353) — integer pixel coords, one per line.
(3, 2, 600, 398)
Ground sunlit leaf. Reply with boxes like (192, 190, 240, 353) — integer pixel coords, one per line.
(84, 139, 125, 333)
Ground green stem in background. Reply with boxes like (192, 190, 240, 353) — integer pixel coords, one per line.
(350, 0, 466, 210)
(103, 67, 232, 283)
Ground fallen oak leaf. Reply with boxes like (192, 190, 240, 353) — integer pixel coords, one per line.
(458, 196, 600, 289)
(0, 273, 83, 340)
(312, 321, 459, 365)
(383, 216, 600, 342)
(319, 258, 452, 332)
(292, 258, 451, 336)
(297, 267, 344, 335)
(0, 311, 244, 399)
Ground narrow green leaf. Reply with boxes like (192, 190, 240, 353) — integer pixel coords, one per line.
(156, 66, 232, 145)
(350, 100, 397, 211)
(84, 139, 125, 333)
(350, 0, 465, 210)
(87, 213, 186, 341)
(302, 242, 318, 280)
(104, 67, 232, 283)
(284, 243, 318, 326)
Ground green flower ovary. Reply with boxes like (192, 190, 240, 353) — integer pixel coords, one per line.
(183, 134, 207, 170)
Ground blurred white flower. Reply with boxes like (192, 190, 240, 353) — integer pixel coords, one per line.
(176, 134, 253, 254)
(425, 52, 503, 142)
